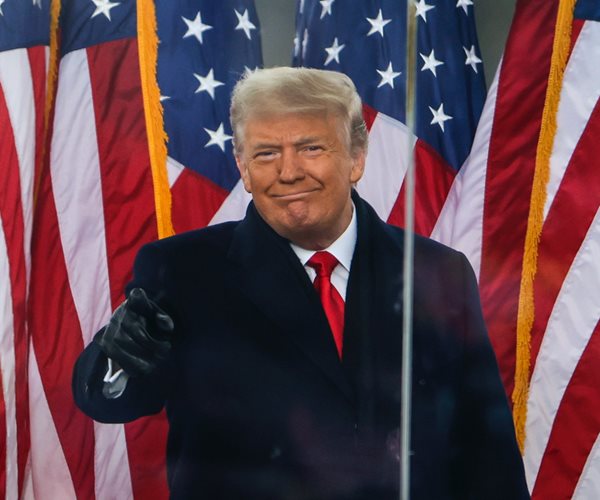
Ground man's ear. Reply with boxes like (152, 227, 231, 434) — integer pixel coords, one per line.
(350, 149, 366, 184)
(235, 155, 252, 193)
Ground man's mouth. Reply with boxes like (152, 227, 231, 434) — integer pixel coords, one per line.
(272, 189, 318, 200)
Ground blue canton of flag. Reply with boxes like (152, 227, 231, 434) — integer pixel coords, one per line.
(0, 0, 49, 51)
(293, 0, 486, 172)
(156, 0, 263, 193)
(59, 0, 136, 55)
(575, 0, 600, 21)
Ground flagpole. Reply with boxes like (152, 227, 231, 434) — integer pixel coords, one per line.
(400, 0, 417, 499)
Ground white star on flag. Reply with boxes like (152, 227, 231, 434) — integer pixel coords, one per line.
(420, 49, 444, 77)
(235, 9, 257, 40)
(182, 12, 212, 44)
(464, 45, 482, 73)
(194, 69, 224, 99)
(324, 37, 345, 66)
(33, 0, 42, 8)
(294, 35, 300, 56)
(377, 62, 401, 88)
(456, 0, 474, 15)
(320, 0, 335, 20)
(299, 0, 305, 14)
(204, 123, 232, 152)
(429, 103, 453, 131)
(414, 0, 435, 22)
(90, 0, 120, 21)
(159, 95, 171, 102)
(0, 0, 5, 16)
(366, 9, 391, 37)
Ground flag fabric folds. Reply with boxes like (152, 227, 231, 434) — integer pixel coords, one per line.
(0, 0, 49, 497)
(26, 0, 261, 499)
(435, 0, 600, 498)
(28, 0, 167, 497)
(293, 0, 486, 235)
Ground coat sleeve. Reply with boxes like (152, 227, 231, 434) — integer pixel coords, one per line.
(454, 252, 530, 499)
(72, 241, 176, 423)
(72, 338, 167, 423)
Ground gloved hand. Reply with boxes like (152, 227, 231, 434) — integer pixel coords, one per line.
(94, 288, 175, 377)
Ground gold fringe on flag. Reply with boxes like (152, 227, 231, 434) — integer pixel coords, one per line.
(34, 0, 61, 206)
(137, 0, 174, 239)
(512, 0, 576, 452)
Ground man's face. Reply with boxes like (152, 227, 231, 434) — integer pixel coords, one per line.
(235, 113, 365, 249)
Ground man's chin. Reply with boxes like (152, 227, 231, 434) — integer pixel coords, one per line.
(271, 215, 320, 245)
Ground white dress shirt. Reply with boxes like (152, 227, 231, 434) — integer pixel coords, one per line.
(289, 203, 357, 300)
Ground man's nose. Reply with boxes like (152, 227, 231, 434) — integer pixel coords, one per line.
(278, 151, 305, 183)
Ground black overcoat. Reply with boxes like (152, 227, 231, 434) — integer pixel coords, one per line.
(73, 192, 529, 499)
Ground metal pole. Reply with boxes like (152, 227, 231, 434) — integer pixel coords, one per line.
(400, 1, 417, 499)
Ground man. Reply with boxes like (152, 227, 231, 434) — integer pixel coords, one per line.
(73, 67, 529, 499)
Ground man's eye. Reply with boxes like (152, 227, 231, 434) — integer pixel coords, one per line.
(304, 145, 323, 153)
(255, 151, 276, 159)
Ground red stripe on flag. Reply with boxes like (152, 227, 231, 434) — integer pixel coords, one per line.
(571, 19, 584, 50)
(87, 40, 159, 305)
(531, 319, 600, 499)
(28, 46, 47, 209)
(0, 80, 28, 499)
(171, 168, 228, 233)
(387, 139, 456, 236)
(86, 39, 169, 500)
(530, 99, 600, 367)
(478, 0, 558, 397)
(124, 411, 170, 499)
(362, 103, 377, 132)
(29, 160, 96, 499)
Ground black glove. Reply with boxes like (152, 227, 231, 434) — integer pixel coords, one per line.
(94, 288, 175, 377)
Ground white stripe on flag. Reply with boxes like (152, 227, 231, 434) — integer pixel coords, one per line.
(524, 206, 600, 488)
(430, 62, 501, 279)
(209, 179, 252, 225)
(573, 433, 600, 500)
(28, 346, 76, 499)
(51, 49, 112, 341)
(0, 220, 18, 500)
(166, 155, 185, 188)
(0, 48, 36, 279)
(93, 421, 134, 500)
(545, 21, 600, 220)
(357, 112, 414, 221)
(51, 49, 133, 500)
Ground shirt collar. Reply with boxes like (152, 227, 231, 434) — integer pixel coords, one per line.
(290, 203, 357, 272)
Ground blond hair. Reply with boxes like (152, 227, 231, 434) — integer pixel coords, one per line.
(230, 67, 367, 156)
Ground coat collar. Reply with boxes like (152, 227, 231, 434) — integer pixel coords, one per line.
(226, 201, 354, 402)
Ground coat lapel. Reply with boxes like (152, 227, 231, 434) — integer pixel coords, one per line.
(226, 203, 354, 403)
(344, 192, 405, 427)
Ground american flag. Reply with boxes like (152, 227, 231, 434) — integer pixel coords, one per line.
(26, 0, 261, 498)
(156, 0, 262, 232)
(0, 0, 49, 497)
(293, 0, 486, 235)
(435, 0, 600, 497)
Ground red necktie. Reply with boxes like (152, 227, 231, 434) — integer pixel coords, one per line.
(307, 251, 345, 359)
